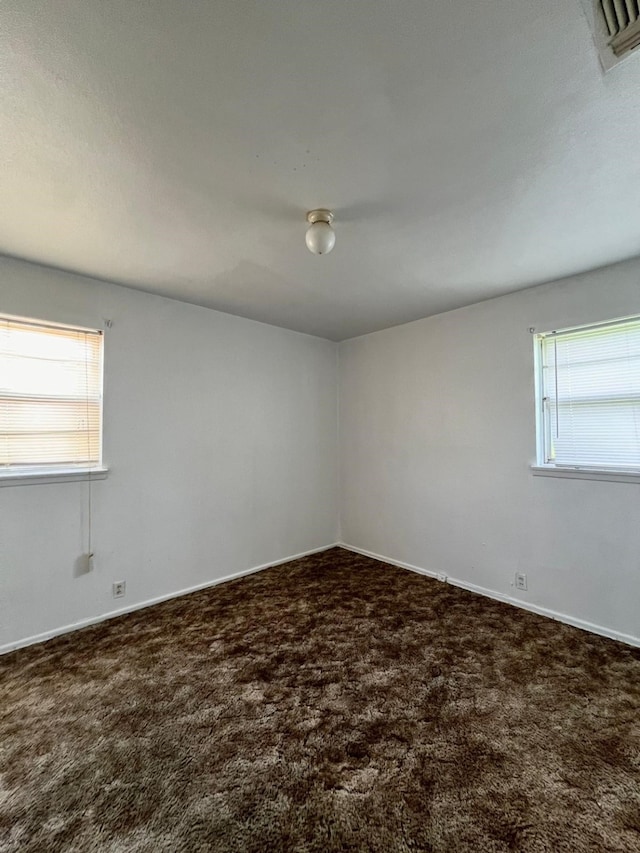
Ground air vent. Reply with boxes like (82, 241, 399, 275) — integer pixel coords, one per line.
(599, 0, 640, 56)
(580, 0, 640, 69)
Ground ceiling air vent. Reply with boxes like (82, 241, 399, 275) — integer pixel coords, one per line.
(580, 0, 640, 69)
(600, 0, 640, 56)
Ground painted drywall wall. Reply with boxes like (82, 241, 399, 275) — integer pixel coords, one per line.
(339, 256, 640, 645)
(0, 256, 338, 651)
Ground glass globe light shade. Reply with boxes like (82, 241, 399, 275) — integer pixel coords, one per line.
(305, 220, 336, 255)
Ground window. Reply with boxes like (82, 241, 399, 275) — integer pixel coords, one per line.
(0, 315, 104, 480)
(535, 317, 640, 474)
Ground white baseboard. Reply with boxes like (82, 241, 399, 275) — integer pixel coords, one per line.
(338, 542, 640, 649)
(7, 541, 637, 654)
(1, 543, 340, 656)
(337, 542, 441, 580)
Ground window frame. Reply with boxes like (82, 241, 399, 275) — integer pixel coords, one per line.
(0, 313, 109, 487)
(532, 315, 640, 483)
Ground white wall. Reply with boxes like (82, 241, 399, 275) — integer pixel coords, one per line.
(4, 251, 640, 653)
(0, 257, 339, 651)
(339, 257, 640, 646)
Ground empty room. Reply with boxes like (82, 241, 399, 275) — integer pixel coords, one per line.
(1, 1, 639, 851)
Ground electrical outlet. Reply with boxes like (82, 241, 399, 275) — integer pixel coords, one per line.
(515, 572, 527, 591)
(437, 572, 448, 583)
(112, 581, 126, 598)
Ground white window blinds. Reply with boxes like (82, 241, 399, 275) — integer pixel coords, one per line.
(0, 315, 103, 471)
(537, 317, 640, 471)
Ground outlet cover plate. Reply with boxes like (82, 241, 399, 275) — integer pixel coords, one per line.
(515, 572, 528, 591)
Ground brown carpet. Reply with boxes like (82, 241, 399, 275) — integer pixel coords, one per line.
(1, 547, 639, 852)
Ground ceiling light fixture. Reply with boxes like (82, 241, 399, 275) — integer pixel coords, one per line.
(305, 209, 336, 255)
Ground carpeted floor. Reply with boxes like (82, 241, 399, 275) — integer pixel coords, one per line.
(1, 548, 639, 852)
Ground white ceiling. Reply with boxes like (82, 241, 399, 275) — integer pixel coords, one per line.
(1, 1, 640, 340)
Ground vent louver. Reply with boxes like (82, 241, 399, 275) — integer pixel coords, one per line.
(599, 0, 640, 56)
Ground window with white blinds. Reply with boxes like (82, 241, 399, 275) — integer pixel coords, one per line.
(536, 317, 640, 471)
(0, 315, 103, 473)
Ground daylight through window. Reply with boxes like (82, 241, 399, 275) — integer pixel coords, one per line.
(0, 315, 103, 473)
(536, 317, 640, 472)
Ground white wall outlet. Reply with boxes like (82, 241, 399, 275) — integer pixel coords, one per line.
(515, 572, 527, 591)
(437, 572, 448, 583)
(112, 580, 126, 598)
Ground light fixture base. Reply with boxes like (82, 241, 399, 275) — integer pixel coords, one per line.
(306, 209, 334, 226)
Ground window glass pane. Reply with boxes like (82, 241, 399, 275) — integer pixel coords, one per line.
(539, 318, 640, 470)
(0, 316, 103, 469)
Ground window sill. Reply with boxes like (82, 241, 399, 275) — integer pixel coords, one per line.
(531, 465, 640, 484)
(0, 467, 109, 487)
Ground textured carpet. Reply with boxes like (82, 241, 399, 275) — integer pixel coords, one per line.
(1, 547, 639, 852)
